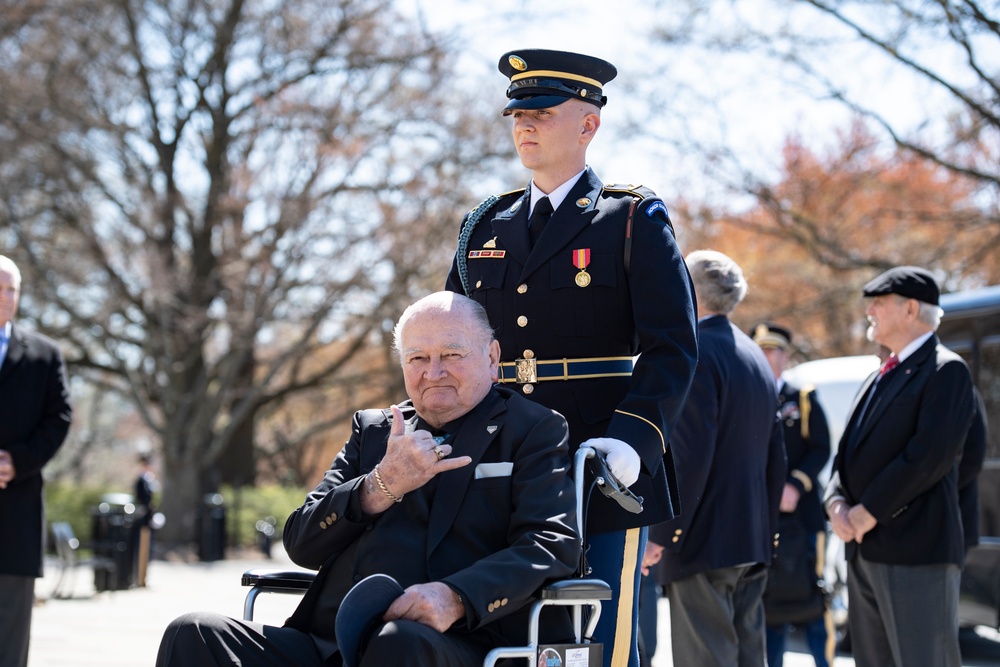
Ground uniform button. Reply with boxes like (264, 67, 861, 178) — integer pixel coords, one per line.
(501, 598, 509, 606)
(517, 283, 528, 294)
(672, 536, 679, 543)
(523, 349, 534, 359)
(330, 513, 338, 522)
(476, 280, 482, 289)
(522, 384, 534, 395)
(674, 529, 682, 535)
(319, 520, 327, 529)
(517, 316, 528, 327)
(487, 603, 495, 612)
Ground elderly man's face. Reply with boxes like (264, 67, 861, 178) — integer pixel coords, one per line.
(399, 309, 500, 428)
(0, 267, 20, 327)
(865, 294, 913, 351)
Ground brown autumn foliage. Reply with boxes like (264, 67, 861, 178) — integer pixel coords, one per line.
(676, 120, 1000, 360)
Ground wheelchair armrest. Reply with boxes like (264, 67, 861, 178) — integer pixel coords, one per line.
(241, 568, 316, 591)
(540, 578, 612, 601)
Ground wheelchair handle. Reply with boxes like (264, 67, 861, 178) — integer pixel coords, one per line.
(574, 446, 644, 527)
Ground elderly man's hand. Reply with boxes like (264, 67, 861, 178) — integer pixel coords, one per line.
(828, 499, 856, 543)
(0, 450, 15, 489)
(779, 483, 801, 513)
(848, 504, 877, 543)
(364, 405, 471, 511)
(383, 582, 465, 633)
(642, 540, 664, 576)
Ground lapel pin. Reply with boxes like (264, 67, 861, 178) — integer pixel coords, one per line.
(487, 425, 498, 434)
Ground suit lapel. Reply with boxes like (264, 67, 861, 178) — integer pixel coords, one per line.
(853, 338, 935, 448)
(425, 391, 506, 555)
(520, 170, 602, 281)
(0, 324, 25, 386)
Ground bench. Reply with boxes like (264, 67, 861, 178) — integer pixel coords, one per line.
(49, 521, 118, 599)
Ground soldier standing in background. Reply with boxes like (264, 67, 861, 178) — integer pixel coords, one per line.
(753, 323, 834, 667)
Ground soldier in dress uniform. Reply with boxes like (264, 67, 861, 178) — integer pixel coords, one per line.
(445, 48, 698, 667)
(752, 323, 835, 667)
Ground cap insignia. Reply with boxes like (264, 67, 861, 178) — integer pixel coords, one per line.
(509, 55, 527, 71)
(755, 323, 769, 339)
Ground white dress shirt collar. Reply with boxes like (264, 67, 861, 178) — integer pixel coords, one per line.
(530, 167, 587, 215)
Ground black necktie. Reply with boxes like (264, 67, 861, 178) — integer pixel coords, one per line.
(528, 196, 553, 246)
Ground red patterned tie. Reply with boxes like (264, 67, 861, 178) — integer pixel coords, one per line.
(880, 354, 899, 377)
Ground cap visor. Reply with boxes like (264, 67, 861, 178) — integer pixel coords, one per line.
(336, 574, 405, 667)
(502, 94, 572, 113)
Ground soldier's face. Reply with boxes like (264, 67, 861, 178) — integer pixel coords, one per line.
(761, 346, 787, 379)
(509, 101, 598, 173)
(399, 310, 500, 429)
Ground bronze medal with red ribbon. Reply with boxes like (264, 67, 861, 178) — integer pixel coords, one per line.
(572, 248, 592, 287)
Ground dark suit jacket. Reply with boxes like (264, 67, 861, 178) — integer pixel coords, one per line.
(827, 335, 974, 566)
(958, 387, 987, 551)
(0, 324, 72, 577)
(652, 316, 786, 584)
(282, 386, 579, 660)
(776, 381, 831, 533)
(446, 168, 698, 532)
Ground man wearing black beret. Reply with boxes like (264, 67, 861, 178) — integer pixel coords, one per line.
(446, 49, 698, 667)
(824, 266, 975, 666)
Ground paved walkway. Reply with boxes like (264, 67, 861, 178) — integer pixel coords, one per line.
(28, 547, 1000, 666)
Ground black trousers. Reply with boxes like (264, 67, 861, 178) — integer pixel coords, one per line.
(155, 611, 494, 666)
(665, 563, 768, 667)
(847, 557, 960, 667)
(0, 575, 33, 667)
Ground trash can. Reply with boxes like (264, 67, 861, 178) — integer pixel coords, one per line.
(91, 493, 137, 591)
(198, 493, 227, 562)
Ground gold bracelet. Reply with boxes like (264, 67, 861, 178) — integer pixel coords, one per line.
(372, 464, 403, 503)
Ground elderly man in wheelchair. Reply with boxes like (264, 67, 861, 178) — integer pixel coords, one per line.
(156, 292, 635, 667)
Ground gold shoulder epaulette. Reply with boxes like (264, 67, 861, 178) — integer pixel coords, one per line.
(603, 183, 646, 195)
(799, 386, 813, 440)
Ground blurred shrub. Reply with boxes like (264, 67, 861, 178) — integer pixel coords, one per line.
(45, 481, 308, 551)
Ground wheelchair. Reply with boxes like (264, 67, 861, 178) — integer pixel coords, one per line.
(241, 445, 642, 665)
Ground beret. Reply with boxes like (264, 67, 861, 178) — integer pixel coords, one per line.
(862, 266, 940, 305)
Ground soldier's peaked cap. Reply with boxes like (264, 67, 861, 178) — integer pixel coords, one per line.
(752, 322, 792, 350)
(499, 49, 617, 115)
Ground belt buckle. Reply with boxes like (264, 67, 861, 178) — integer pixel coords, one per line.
(514, 357, 537, 384)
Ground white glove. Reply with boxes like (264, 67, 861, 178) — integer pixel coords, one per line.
(583, 437, 641, 487)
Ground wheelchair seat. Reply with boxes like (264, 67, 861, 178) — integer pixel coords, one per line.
(241, 446, 637, 665)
